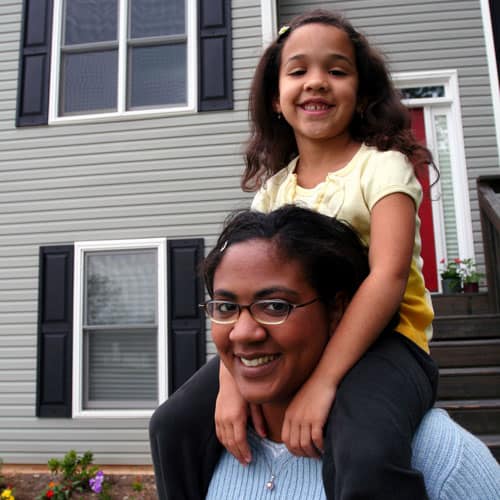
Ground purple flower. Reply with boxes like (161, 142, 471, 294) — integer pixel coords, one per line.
(89, 470, 104, 493)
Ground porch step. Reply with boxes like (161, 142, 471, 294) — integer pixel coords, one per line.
(430, 338, 500, 367)
(432, 313, 500, 340)
(437, 367, 500, 400)
(435, 399, 500, 434)
(432, 292, 490, 316)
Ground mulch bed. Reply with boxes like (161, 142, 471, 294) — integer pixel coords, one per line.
(1, 473, 157, 499)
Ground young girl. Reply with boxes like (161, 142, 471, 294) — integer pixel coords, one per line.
(216, 9, 439, 499)
(150, 9, 439, 500)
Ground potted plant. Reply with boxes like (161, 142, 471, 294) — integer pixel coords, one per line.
(459, 258, 483, 293)
(439, 258, 462, 293)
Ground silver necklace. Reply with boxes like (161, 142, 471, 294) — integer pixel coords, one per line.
(261, 443, 292, 492)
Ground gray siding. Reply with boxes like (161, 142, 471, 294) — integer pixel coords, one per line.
(0, 0, 261, 464)
(279, 0, 499, 268)
(1, 0, 498, 466)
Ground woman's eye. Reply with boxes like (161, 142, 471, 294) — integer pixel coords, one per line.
(217, 302, 237, 314)
(289, 69, 306, 76)
(263, 301, 290, 315)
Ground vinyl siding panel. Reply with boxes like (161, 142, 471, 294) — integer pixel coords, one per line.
(1, 0, 498, 466)
(279, 0, 499, 271)
(0, 0, 259, 464)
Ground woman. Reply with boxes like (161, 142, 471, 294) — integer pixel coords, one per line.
(150, 206, 500, 499)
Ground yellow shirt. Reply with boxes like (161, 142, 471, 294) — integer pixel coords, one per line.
(251, 143, 433, 352)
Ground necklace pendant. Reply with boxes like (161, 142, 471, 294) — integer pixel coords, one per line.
(265, 475, 275, 491)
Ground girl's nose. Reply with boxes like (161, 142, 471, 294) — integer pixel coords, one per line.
(304, 72, 329, 92)
(228, 308, 267, 343)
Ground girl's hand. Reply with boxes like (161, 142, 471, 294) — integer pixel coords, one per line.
(215, 372, 267, 465)
(282, 375, 337, 458)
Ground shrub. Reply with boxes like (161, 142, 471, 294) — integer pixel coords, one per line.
(37, 451, 110, 499)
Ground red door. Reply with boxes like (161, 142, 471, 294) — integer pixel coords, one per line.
(410, 108, 439, 292)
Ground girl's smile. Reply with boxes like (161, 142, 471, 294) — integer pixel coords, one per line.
(275, 23, 359, 150)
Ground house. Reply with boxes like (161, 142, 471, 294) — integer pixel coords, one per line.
(0, 0, 498, 466)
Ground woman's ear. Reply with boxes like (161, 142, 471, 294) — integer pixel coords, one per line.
(328, 293, 349, 336)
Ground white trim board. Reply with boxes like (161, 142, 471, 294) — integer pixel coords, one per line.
(393, 70, 475, 265)
(261, 0, 278, 46)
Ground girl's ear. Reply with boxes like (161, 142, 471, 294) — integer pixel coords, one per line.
(328, 293, 348, 336)
(273, 96, 282, 114)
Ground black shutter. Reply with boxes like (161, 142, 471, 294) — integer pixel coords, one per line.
(167, 239, 206, 394)
(16, 0, 53, 127)
(37, 245, 74, 417)
(198, 0, 233, 111)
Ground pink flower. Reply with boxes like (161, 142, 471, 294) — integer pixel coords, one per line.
(454, 258, 462, 264)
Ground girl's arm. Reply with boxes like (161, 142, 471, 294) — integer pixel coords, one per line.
(216, 360, 267, 464)
(281, 192, 416, 457)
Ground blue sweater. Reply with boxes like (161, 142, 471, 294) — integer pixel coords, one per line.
(206, 409, 500, 499)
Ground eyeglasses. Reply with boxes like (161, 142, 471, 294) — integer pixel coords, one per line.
(199, 297, 321, 325)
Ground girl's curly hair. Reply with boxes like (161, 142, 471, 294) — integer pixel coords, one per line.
(242, 9, 436, 191)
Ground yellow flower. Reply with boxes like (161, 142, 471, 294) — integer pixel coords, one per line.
(1, 488, 15, 500)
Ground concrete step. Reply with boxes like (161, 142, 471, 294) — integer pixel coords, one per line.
(432, 292, 490, 316)
(437, 367, 500, 400)
(436, 399, 500, 434)
(430, 338, 500, 368)
(433, 314, 500, 340)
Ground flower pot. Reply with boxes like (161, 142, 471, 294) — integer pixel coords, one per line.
(441, 277, 461, 294)
(463, 282, 479, 293)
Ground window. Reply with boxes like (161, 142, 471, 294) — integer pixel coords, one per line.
(17, 0, 232, 126)
(73, 239, 167, 417)
(52, 0, 195, 119)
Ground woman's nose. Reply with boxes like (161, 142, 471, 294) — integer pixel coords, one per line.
(228, 308, 267, 343)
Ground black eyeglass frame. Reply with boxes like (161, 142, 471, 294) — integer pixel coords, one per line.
(199, 297, 321, 325)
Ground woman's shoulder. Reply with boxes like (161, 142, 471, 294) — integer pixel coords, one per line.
(412, 409, 500, 499)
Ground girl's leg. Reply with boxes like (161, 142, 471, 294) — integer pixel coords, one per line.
(322, 332, 438, 500)
(149, 356, 222, 500)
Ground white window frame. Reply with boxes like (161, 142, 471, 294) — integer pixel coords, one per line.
(73, 238, 167, 418)
(260, 0, 278, 46)
(49, 0, 197, 124)
(392, 70, 475, 283)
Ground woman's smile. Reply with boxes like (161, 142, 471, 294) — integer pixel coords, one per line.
(238, 353, 281, 368)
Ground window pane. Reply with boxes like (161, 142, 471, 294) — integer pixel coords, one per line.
(128, 44, 186, 108)
(64, 0, 118, 45)
(130, 0, 185, 38)
(85, 249, 157, 325)
(434, 114, 459, 258)
(86, 329, 157, 408)
(61, 51, 118, 114)
(400, 86, 445, 99)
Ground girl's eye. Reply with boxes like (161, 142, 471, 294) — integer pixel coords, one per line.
(289, 69, 306, 76)
(329, 69, 346, 76)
